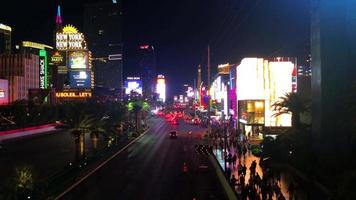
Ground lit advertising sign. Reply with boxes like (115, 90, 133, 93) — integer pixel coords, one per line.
(56, 25, 87, 51)
(218, 63, 230, 75)
(156, 75, 166, 102)
(0, 23, 11, 31)
(69, 71, 91, 88)
(56, 92, 92, 98)
(39, 50, 47, 89)
(56, 33, 87, 50)
(125, 80, 143, 95)
(22, 41, 53, 50)
(0, 79, 8, 105)
(69, 51, 88, 69)
(51, 51, 65, 65)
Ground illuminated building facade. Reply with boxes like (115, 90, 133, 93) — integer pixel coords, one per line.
(14, 41, 53, 91)
(210, 76, 229, 120)
(0, 23, 11, 54)
(234, 58, 295, 136)
(84, 1, 123, 98)
(156, 75, 166, 102)
(0, 54, 39, 103)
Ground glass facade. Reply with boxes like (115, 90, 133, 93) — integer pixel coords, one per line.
(238, 100, 265, 125)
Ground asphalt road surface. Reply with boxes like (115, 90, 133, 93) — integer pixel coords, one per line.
(60, 117, 226, 200)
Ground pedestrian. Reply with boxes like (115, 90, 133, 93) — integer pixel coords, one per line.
(255, 173, 262, 192)
(240, 174, 245, 187)
(242, 164, 247, 176)
(232, 154, 237, 167)
(226, 166, 231, 179)
(242, 145, 247, 159)
(230, 174, 238, 189)
(238, 162, 243, 175)
(219, 140, 224, 150)
(250, 164, 256, 176)
(228, 152, 233, 166)
(236, 183, 242, 196)
(261, 183, 267, 200)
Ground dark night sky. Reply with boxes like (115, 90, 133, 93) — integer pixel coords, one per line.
(0, 0, 310, 98)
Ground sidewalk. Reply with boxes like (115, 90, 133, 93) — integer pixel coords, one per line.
(213, 145, 293, 199)
(0, 123, 59, 141)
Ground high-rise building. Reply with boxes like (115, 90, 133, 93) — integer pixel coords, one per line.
(84, 1, 123, 98)
(0, 54, 39, 102)
(0, 23, 11, 54)
(138, 44, 156, 98)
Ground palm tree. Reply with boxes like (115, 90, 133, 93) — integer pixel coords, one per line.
(68, 114, 96, 162)
(90, 117, 106, 152)
(128, 101, 143, 132)
(272, 92, 310, 129)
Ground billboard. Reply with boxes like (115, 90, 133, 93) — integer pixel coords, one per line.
(156, 75, 166, 102)
(69, 51, 89, 69)
(50, 51, 66, 66)
(125, 80, 142, 95)
(56, 25, 87, 51)
(39, 50, 48, 89)
(69, 71, 91, 88)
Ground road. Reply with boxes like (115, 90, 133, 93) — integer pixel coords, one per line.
(60, 117, 226, 200)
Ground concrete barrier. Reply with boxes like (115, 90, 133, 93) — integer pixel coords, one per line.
(209, 155, 238, 200)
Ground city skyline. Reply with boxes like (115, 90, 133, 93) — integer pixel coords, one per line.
(0, 0, 310, 97)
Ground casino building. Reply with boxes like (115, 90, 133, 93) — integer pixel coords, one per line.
(50, 5, 94, 101)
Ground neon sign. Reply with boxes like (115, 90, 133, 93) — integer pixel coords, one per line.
(56, 92, 92, 98)
(39, 50, 47, 89)
(56, 25, 87, 50)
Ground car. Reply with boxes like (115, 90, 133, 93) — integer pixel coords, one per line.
(169, 131, 178, 138)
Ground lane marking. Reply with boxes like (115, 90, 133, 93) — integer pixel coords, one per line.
(55, 126, 155, 200)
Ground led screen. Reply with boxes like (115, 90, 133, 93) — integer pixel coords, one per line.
(125, 80, 143, 95)
(69, 51, 89, 69)
(69, 71, 91, 88)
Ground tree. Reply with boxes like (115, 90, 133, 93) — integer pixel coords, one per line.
(128, 101, 143, 132)
(68, 114, 96, 162)
(272, 92, 310, 129)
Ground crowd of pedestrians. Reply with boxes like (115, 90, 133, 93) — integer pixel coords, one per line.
(212, 132, 296, 200)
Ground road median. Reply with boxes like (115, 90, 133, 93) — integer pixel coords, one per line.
(54, 127, 151, 200)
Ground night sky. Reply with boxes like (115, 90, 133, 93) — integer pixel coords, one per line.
(0, 0, 310, 97)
